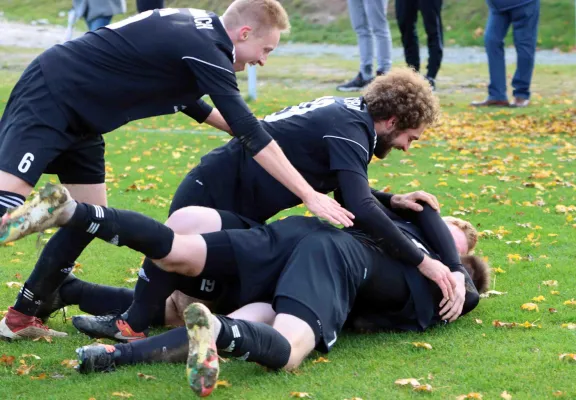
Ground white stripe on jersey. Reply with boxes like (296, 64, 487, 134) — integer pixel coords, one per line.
(182, 56, 234, 75)
(322, 135, 369, 161)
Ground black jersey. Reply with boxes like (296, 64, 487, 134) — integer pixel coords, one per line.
(197, 96, 377, 222)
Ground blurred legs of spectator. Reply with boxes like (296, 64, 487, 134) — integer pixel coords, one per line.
(86, 16, 112, 31)
(484, 0, 539, 105)
(338, 0, 392, 91)
(137, 0, 165, 13)
(396, 0, 443, 88)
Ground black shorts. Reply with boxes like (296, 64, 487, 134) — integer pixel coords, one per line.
(0, 59, 105, 186)
(199, 216, 376, 352)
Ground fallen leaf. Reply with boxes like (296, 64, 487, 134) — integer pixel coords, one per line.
(14, 273, 22, 280)
(532, 295, 546, 303)
(492, 320, 540, 329)
(492, 267, 506, 274)
(521, 303, 539, 312)
(395, 378, 420, 387)
(216, 380, 232, 388)
(112, 392, 133, 398)
(456, 393, 483, 400)
(61, 359, 79, 368)
(542, 280, 558, 286)
(549, 308, 558, 313)
(16, 363, 34, 376)
(561, 323, 576, 330)
(137, 372, 156, 380)
(5, 282, 23, 289)
(480, 290, 507, 298)
(563, 299, 576, 306)
(413, 384, 433, 392)
(559, 353, 576, 362)
(412, 342, 433, 350)
(290, 392, 311, 398)
(553, 391, 565, 397)
(32, 336, 52, 343)
(30, 373, 47, 380)
(551, 291, 560, 295)
(21, 354, 41, 360)
(475, 319, 483, 324)
(501, 391, 512, 399)
(0, 355, 16, 366)
(312, 356, 330, 364)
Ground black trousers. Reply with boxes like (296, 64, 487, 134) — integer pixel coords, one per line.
(137, 0, 164, 12)
(395, 0, 443, 79)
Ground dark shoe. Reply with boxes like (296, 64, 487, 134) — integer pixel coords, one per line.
(72, 314, 148, 343)
(337, 73, 373, 92)
(36, 273, 76, 322)
(510, 97, 530, 108)
(470, 99, 510, 107)
(425, 76, 436, 91)
(76, 344, 118, 374)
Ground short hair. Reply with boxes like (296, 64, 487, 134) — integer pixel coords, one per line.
(222, 0, 290, 34)
(363, 67, 440, 130)
(461, 255, 491, 293)
(443, 216, 478, 254)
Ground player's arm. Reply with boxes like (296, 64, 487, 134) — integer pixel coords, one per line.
(181, 100, 232, 134)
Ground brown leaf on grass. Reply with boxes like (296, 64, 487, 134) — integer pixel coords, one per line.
(456, 393, 483, 400)
(32, 336, 52, 343)
(412, 342, 433, 350)
(0, 355, 16, 366)
(30, 373, 47, 380)
(521, 303, 539, 312)
(492, 320, 540, 329)
(14, 273, 22, 280)
(216, 380, 231, 388)
(395, 378, 420, 387)
(290, 392, 311, 398)
(137, 372, 156, 380)
(6, 282, 23, 289)
(61, 359, 79, 368)
(16, 363, 34, 375)
(549, 308, 558, 314)
(501, 391, 513, 399)
(413, 384, 433, 392)
(473, 27, 484, 38)
(312, 357, 330, 364)
(559, 353, 576, 361)
(112, 392, 133, 398)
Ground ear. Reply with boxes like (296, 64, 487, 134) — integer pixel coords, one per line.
(386, 116, 397, 129)
(238, 25, 253, 41)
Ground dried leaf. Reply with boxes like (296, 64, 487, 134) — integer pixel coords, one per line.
(561, 323, 576, 330)
(501, 391, 512, 400)
(216, 380, 232, 388)
(137, 372, 156, 380)
(559, 353, 576, 361)
(30, 373, 47, 380)
(480, 290, 507, 298)
(412, 342, 433, 350)
(563, 299, 576, 306)
(456, 393, 483, 400)
(0, 355, 16, 366)
(532, 295, 546, 303)
(542, 280, 558, 286)
(413, 384, 433, 392)
(21, 354, 41, 360)
(32, 336, 52, 343)
(312, 356, 330, 364)
(553, 391, 565, 397)
(551, 291, 560, 295)
(549, 308, 558, 314)
(475, 319, 483, 324)
(290, 392, 311, 398)
(521, 303, 539, 312)
(16, 363, 34, 376)
(5, 282, 23, 289)
(112, 392, 133, 398)
(395, 378, 420, 387)
(61, 359, 79, 368)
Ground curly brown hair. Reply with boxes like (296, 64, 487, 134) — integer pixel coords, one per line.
(363, 67, 440, 130)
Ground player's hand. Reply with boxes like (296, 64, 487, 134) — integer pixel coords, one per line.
(303, 191, 355, 227)
(390, 191, 440, 212)
(417, 256, 457, 305)
(439, 272, 466, 322)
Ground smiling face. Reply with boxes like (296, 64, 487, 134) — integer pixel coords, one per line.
(230, 26, 281, 72)
(373, 120, 426, 159)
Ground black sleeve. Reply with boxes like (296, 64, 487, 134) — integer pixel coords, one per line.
(337, 170, 425, 266)
(370, 188, 394, 208)
(461, 268, 480, 316)
(392, 204, 465, 274)
(181, 99, 213, 123)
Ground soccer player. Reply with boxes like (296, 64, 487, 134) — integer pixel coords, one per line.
(0, 184, 485, 398)
(65, 68, 445, 341)
(0, 1, 355, 338)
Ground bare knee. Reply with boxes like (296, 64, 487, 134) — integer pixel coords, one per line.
(0, 171, 33, 198)
(165, 207, 222, 235)
(153, 233, 207, 277)
(273, 314, 316, 371)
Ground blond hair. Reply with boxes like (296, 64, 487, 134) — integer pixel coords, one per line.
(363, 67, 440, 130)
(223, 0, 290, 34)
(443, 216, 478, 254)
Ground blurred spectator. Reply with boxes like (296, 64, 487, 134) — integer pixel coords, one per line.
(395, 0, 443, 90)
(337, 0, 392, 92)
(471, 0, 540, 108)
(73, 0, 127, 31)
(137, 0, 165, 13)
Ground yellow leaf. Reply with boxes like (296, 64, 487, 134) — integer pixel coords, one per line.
(16, 363, 34, 376)
(5, 282, 23, 289)
(413, 384, 433, 392)
(412, 342, 432, 350)
(290, 392, 311, 398)
(542, 280, 558, 286)
(492, 267, 506, 274)
(304, 211, 313, 217)
(561, 323, 576, 330)
(30, 373, 47, 380)
(32, 336, 52, 343)
(559, 353, 576, 362)
(475, 319, 483, 324)
(216, 380, 232, 388)
(532, 296, 546, 303)
(111, 392, 133, 398)
(395, 378, 420, 387)
(172, 151, 181, 159)
(551, 291, 560, 295)
(456, 393, 483, 400)
(553, 390, 565, 397)
(10, 259, 21, 263)
(21, 354, 41, 360)
(521, 303, 539, 312)
(61, 359, 79, 368)
(501, 392, 512, 400)
(406, 179, 420, 188)
(563, 299, 576, 306)
(137, 372, 156, 380)
(130, 157, 141, 163)
(312, 356, 330, 364)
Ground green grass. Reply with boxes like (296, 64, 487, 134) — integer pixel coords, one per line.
(0, 53, 576, 399)
(1, 0, 575, 50)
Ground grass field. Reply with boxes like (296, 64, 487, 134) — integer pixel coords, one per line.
(1, 0, 575, 50)
(0, 52, 576, 399)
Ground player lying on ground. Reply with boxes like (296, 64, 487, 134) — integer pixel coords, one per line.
(1, 69, 443, 341)
(0, 184, 487, 397)
(0, 0, 356, 340)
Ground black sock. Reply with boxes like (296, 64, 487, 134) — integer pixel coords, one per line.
(13, 228, 93, 316)
(215, 316, 291, 369)
(60, 278, 135, 316)
(114, 327, 188, 365)
(0, 190, 25, 217)
(123, 259, 176, 331)
(66, 203, 174, 260)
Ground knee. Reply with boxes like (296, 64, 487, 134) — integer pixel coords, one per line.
(165, 209, 191, 234)
(484, 33, 503, 49)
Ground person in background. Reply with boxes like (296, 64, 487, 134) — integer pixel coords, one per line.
(471, 0, 540, 108)
(337, 0, 393, 92)
(395, 0, 443, 90)
(73, 0, 127, 31)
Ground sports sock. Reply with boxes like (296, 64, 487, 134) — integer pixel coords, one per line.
(0, 190, 25, 217)
(66, 203, 174, 260)
(13, 228, 93, 316)
(60, 278, 135, 316)
(215, 315, 291, 369)
(114, 327, 188, 365)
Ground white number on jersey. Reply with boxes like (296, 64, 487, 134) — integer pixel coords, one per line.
(108, 8, 213, 30)
(18, 153, 35, 174)
(263, 96, 335, 122)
